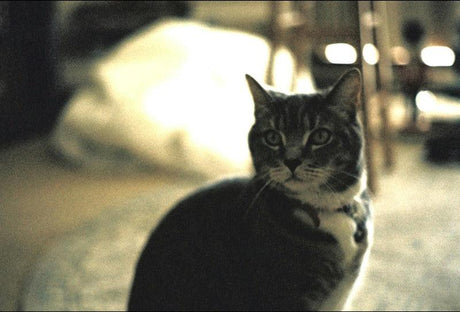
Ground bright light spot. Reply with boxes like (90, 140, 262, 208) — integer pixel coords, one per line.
(415, 90, 436, 112)
(361, 11, 380, 28)
(363, 43, 379, 65)
(324, 43, 357, 64)
(417, 91, 460, 119)
(294, 70, 316, 93)
(420, 46, 455, 67)
(272, 47, 295, 92)
(391, 46, 410, 65)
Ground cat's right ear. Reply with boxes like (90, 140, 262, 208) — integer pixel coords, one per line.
(327, 68, 362, 117)
(245, 74, 273, 115)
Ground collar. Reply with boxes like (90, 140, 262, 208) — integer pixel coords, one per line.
(300, 203, 355, 228)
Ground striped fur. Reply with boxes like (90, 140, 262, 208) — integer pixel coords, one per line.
(247, 69, 365, 209)
(245, 68, 372, 309)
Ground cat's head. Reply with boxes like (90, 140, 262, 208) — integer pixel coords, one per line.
(246, 69, 365, 209)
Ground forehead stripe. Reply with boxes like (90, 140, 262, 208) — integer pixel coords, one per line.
(298, 103, 308, 130)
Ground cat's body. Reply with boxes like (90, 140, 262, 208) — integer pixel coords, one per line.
(129, 69, 373, 311)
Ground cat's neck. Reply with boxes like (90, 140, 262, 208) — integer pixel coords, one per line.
(287, 171, 367, 211)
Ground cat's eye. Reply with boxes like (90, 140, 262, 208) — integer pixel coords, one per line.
(309, 128, 332, 145)
(263, 130, 282, 147)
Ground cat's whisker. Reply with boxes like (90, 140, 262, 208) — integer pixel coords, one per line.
(297, 167, 328, 181)
(303, 167, 361, 192)
(315, 167, 361, 181)
(244, 178, 273, 221)
(323, 181, 338, 194)
(318, 180, 346, 207)
(254, 171, 270, 182)
(270, 166, 292, 183)
(318, 170, 360, 190)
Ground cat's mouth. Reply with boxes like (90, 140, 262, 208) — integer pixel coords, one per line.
(282, 169, 328, 188)
(284, 174, 316, 188)
(268, 168, 325, 192)
(286, 175, 304, 183)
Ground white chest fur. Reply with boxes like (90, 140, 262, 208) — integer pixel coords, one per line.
(293, 208, 359, 266)
(318, 212, 371, 310)
(324, 214, 373, 311)
(318, 211, 358, 266)
(293, 203, 373, 311)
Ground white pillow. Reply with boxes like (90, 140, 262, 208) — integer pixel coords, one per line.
(50, 18, 308, 178)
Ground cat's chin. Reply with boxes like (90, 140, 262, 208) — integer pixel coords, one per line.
(279, 172, 366, 211)
(276, 173, 323, 193)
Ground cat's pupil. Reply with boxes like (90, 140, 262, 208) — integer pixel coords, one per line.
(309, 128, 332, 146)
(264, 130, 282, 147)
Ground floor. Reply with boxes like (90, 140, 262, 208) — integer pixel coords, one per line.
(352, 136, 460, 310)
(0, 138, 198, 310)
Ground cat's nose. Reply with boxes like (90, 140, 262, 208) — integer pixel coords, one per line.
(284, 158, 301, 173)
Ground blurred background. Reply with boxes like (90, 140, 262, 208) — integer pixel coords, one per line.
(0, 1, 459, 310)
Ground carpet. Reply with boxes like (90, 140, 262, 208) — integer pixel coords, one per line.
(20, 144, 460, 311)
(20, 185, 194, 311)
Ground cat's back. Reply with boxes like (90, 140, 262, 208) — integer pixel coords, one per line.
(153, 177, 251, 234)
(128, 177, 252, 311)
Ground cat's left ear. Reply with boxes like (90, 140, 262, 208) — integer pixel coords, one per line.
(327, 68, 362, 116)
(245, 74, 273, 115)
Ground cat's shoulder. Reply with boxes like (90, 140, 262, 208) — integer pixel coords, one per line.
(161, 177, 252, 221)
(179, 177, 251, 205)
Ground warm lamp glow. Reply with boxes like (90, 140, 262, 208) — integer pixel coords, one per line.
(415, 90, 437, 112)
(416, 90, 460, 119)
(363, 43, 379, 65)
(420, 46, 455, 67)
(324, 43, 357, 64)
(272, 47, 295, 92)
(391, 46, 410, 65)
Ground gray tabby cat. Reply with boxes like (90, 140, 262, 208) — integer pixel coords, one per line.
(128, 68, 373, 311)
